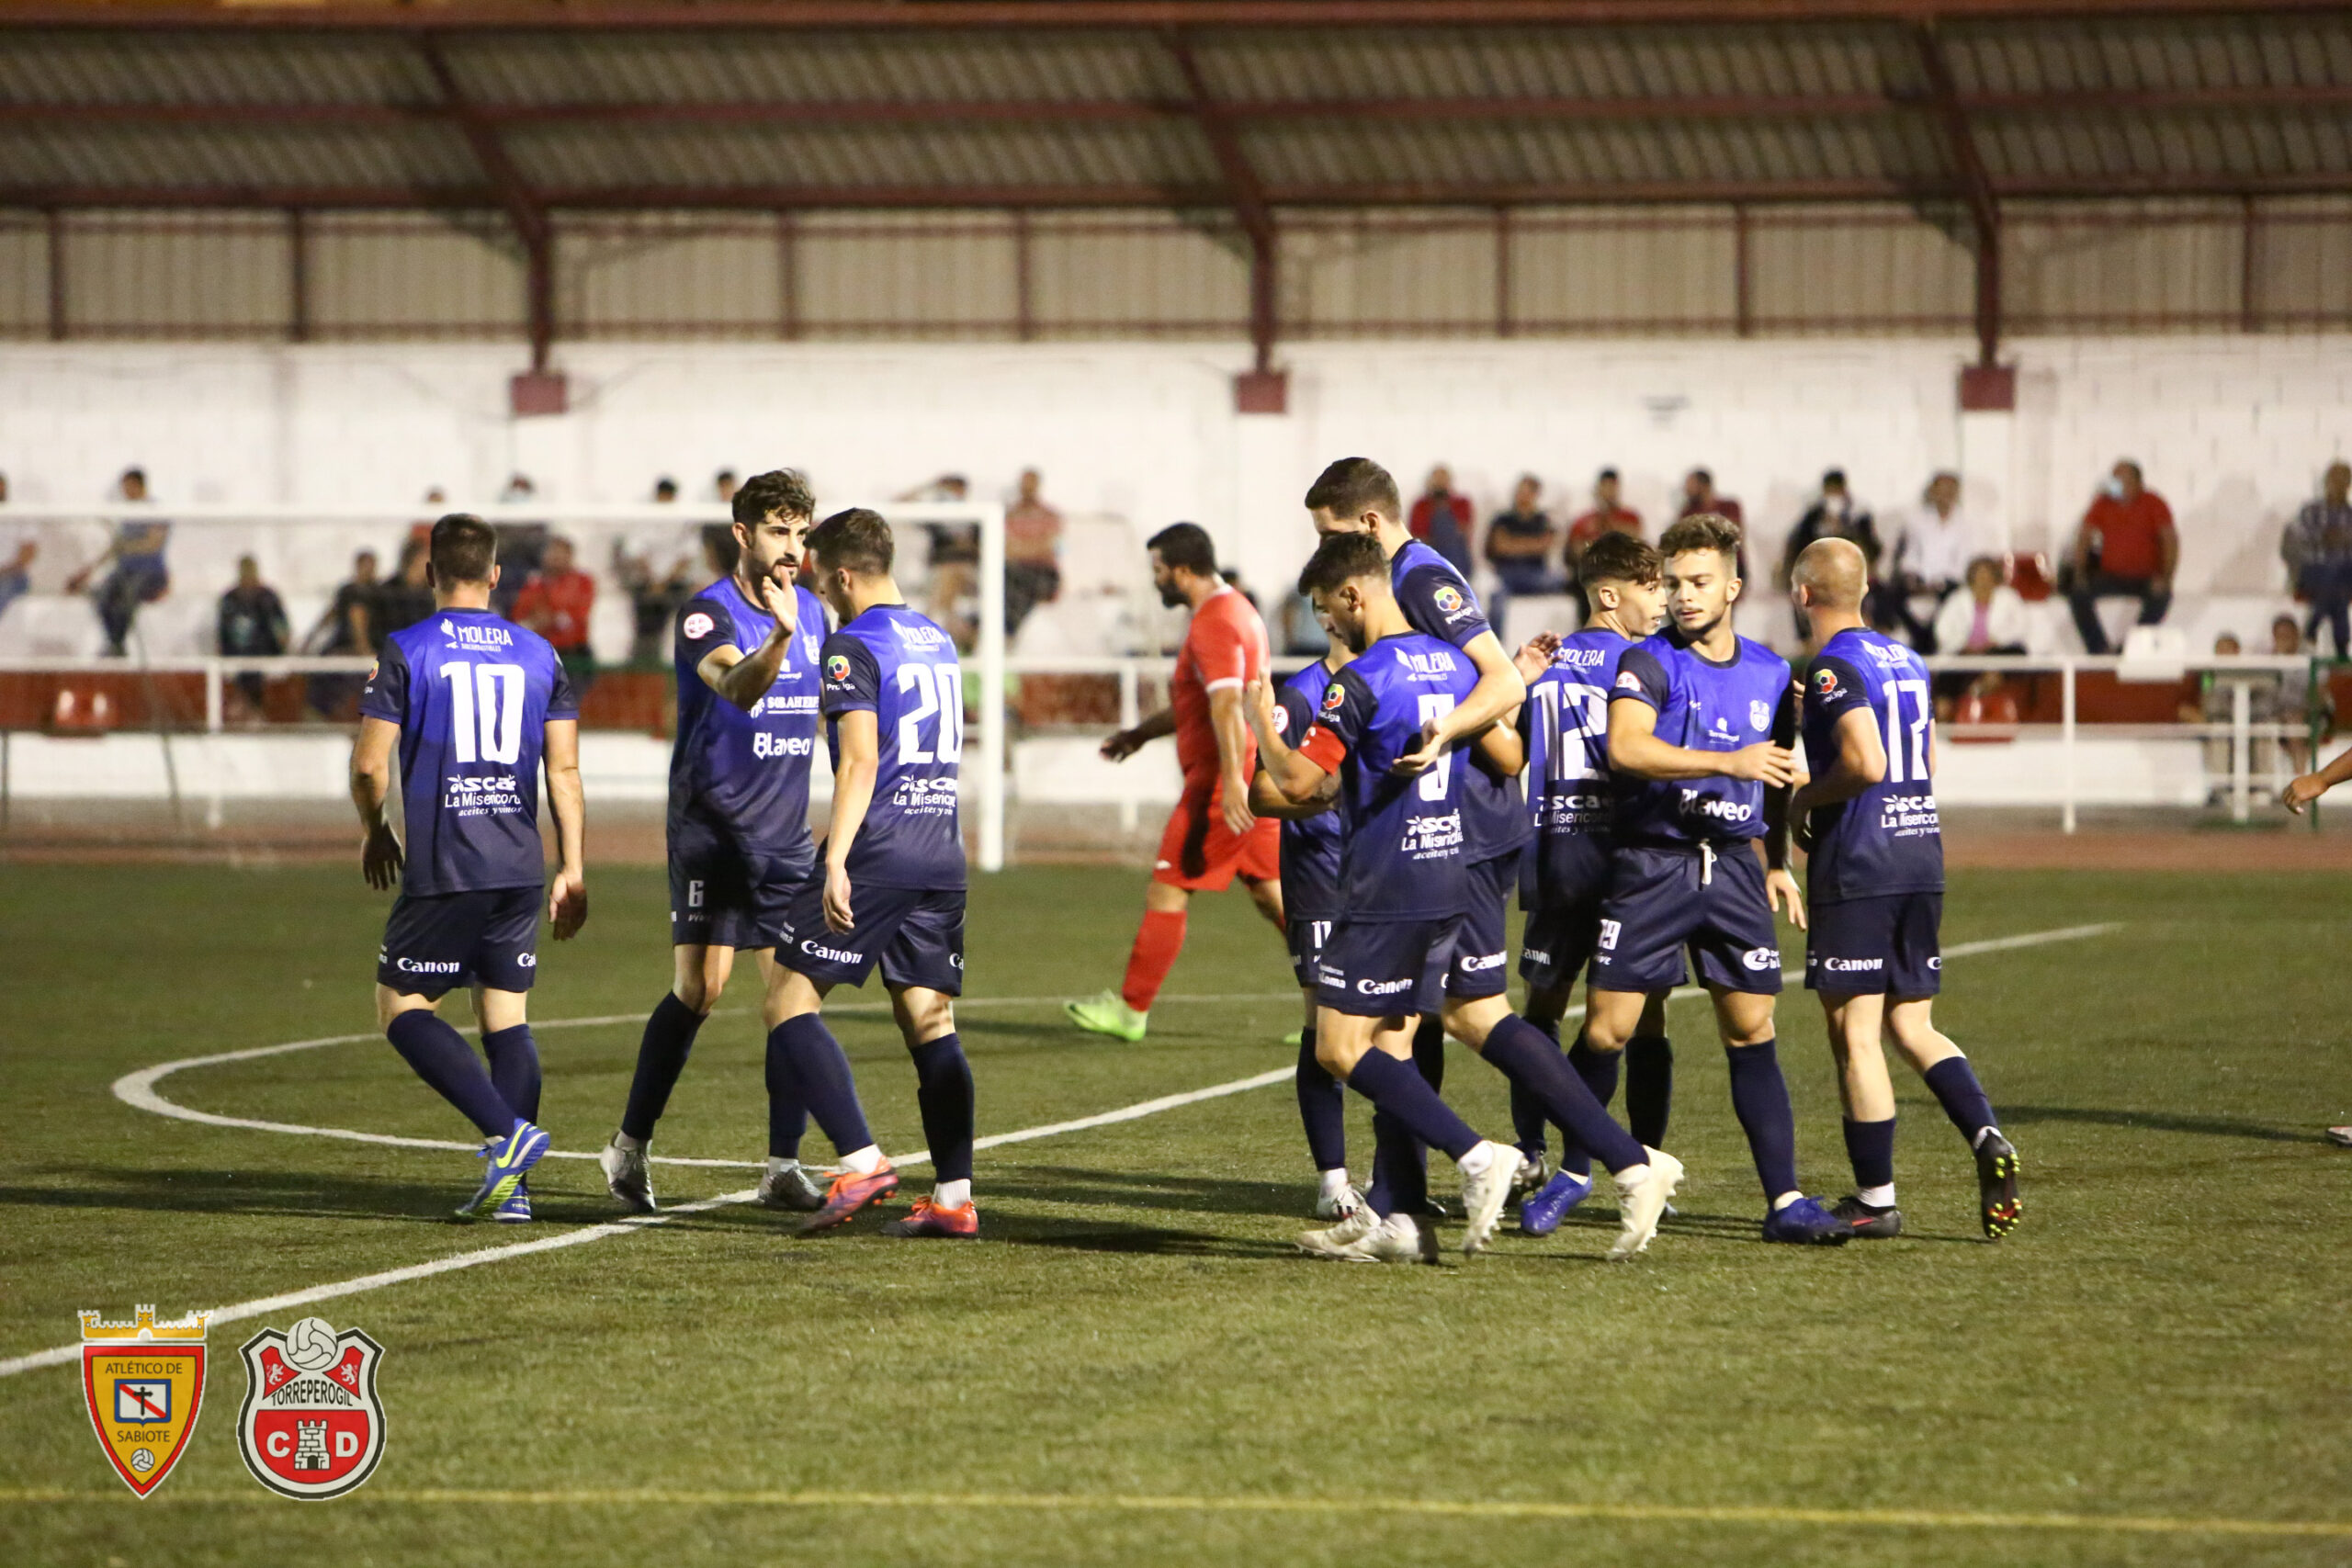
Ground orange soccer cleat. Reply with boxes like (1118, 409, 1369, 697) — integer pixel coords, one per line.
(881, 1195, 979, 1239)
(797, 1159, 900, 1234)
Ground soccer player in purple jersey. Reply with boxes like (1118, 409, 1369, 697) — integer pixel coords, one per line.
(350, 514, 586, 1223)
(765, 509, 979, 1238)
(1250, 533, 1681, 1265)
(599, 470, 833, 1218)
(1789, 538, 2019, 1238)
(1584, 512, 1850, 1246)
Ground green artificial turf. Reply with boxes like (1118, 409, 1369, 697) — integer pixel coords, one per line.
(0, 862, 2346, 1566)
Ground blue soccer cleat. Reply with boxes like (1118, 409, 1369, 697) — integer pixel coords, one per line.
(457, 1120, 550, 1223)
(1760, 1194, 1852, 1246)
(1519, 1169, 1593, 1236)
(493, 1178, 533, 1224)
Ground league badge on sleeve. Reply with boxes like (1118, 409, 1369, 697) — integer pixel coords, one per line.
(1432, 584, 1467, 616)
(825, 653, 853, 684)
(1813, 667, 1841, 697)
(79, 1305, 209, 1498)
(237, 1318, 387, 1500)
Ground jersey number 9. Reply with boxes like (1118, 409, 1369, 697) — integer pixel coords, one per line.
(1415, 694, 1458, 801)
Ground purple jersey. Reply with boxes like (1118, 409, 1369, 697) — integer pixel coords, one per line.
(360, 607, 577, 896)
(1295, 632, 1481, 921)
(670, 574, 827, 858)
(1800, 626, 1944, 902)
(1271, 660, 1345, 921)
(1610, 628, 1792, 847)
(1518, 626, 1637, 908)
(818, 603, 966, 892)
(1389, 538, 1531, 863)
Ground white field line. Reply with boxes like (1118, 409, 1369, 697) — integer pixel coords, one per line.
(7, 921, 2115, 1383)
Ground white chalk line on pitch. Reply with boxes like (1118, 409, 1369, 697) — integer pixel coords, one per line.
(0, 920, 2118, 1383)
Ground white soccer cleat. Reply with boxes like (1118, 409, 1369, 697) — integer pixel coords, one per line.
(1606, 1148, 1686, 1262)
(756, 1160, 827, 1213)
(1295, 1203, 1382, 1260)
(599, 1134, 656, 1214)
(1457, 1141, 1525, 1257)
(1358, 1213, 1443, 1266)
(1314, 1181, 1365, 1221)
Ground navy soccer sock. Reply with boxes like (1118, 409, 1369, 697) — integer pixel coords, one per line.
(1412, 1014, 1446, 1090)
(1558, 1035, 1623, 1179)
(1625, 1033, 1674, 1149)
(1507, 1017, 1560, 1162)
(1483, 1015, 1644, 1176)
(1295, 1028, 1347, 1173)
(619, 993, 705, 1143)
(909, 1032, 976, 1184)
(1345, 1048, 1479, 1163)
(765, 1014, 874, 1157)
(1724, 1038, 1803, 1201)
(480, 1024, 541, 1125)
(1922, 1056, 1999, 1145)
(1363, 1108, 1427, 1219)
(387, 1011, 515, 1141)
(1843, 1117, 1897, 1194)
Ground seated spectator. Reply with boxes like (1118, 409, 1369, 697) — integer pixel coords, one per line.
(216, 554, 289, 723)
(700, 470, 741, 581)
(372, 538, 435, 643)
(2067, 459, 2176, 655)
(65, 468, 170, 657)
(0, 470, 35, 624)
(1220, 566, 1261, 617)
(900, 472, 977, 646)
(404, 486, 447, 556)
(1565, 466, 1642, 624)
(2280, 459, 2352, 659)
(1781, 469, 1886, 640)
(1005, 467, 1064, 637)
(303, 548, 379, 718)
(514, 535, 597, 689)
(1929, 555, 2030, 714)
(1893, 471, 1974, 651)
(1408, 465, 1476, 578)
(2181, 632, 2257, 804)
(491, 472, 547, 618)
(1485, 474, 1562, 626)
(615, 477, 695, 666)
(1679, 468, 1752, 583)
(2266, 614, 2331, 775)
(1276, 583, 1325, 657)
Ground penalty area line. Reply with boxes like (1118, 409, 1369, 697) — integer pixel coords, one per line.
(0, 1485, 2340, 1539)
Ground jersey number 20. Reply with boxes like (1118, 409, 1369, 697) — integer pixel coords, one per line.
(896, 663, 965, 764)
(441, 660, 526, 764)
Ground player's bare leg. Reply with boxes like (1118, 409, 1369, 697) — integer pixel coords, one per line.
(604, 942, 738, 1213)
(765, 964, 899, 1231)
(1068, 880, 1191, 1043)
(1884, 997, 2019, 1238)
(881, 984, 979, 1238)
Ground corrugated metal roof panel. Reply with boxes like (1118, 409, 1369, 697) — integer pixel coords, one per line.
(507, 122, 1214, 193)
(0, 127, 478, 189)
(0, 30, 431, 105)
(1980, 110, 2352, 184)
(1945, 15, 2352, 94)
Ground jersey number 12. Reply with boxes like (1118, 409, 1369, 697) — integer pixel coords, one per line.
(441, 660, 526, 764)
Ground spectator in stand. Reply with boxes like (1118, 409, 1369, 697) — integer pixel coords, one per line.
(1892, 471, 1975, 651)
(513, 534, 597, 690)
(615, 476, 695, 667)
(406, 486, 448, 554)
(1564, 466, 1642, 624)
(1929, 555, 2031, 716)
(491, 472, 546, 617)
(901, 471, 978, 645)
(2067, 458, 2177, 655)
(1679, 467, 1752, 583)
(2181, 632, 2252, 805)
(1219, 566, 1261, 616)
(1005, 466, 1064, 637)
(1408, 464, 1476, 578)
(215, 553, 289, 723)
(372, 537, 435, 643)
(0, 471, 35, 624)
(1276, 582, 1324, 656)
(303, 548, 379, 717)
(702, 470, 741, 579)
(1781, 468, 1886, 640)
(66, 468, 170, 657)
(2265, 614, 2329, 775)
(1484, 472, 1563, 629)
(2281, 460, 2352, 659)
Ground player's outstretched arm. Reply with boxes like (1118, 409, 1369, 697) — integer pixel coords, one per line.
(821, 708, 882, 932)
(1607, 697, 1796, 786)
(1244, 674, 1330, 804)
(1396, 629, 1525, 775)
(1100, 706, 1176, 762)
(1249, 764, 1338, 820)
(348, 716, 403, 891)
(2284, 744, 2352, 813)
(542, 716, 588, 940)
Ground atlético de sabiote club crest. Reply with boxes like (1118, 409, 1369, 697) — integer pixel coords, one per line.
(79, 1304, 209, 1498)
(236, 1318, 388, 1500)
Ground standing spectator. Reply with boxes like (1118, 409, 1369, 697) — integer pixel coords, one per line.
(372, 537, 436, 643)
(900, 472, 977, 645)
(2067, 459, 2177, 655)
(1929, 555, 2030, 715)
(701, 470, 741, 580)
(65, 468, 170, 657)
(1564, 466, 1642, 623)
(1679, 468, 1752, 582)
(215, 554, 289, 723)
(2281, 460, 2352, 658)
(614, 476, 695, 666)
(1408, 464, 1476, 578)
(1780, 469, 1886, 639)
(1004, 466, 1064, 637)
(491, 472, 547, 618)
(513, 534, 598, 690)
(1892, 471, 1975, 651)
(0, 471, 35, 624)
(304, 549, 379, 717)
(1483, 473, 1562, 628)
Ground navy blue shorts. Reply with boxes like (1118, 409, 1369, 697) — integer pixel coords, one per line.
(668, 810, 810, 953)
(378, 886, 539, 998)
(1589, 842, 1784, 996)
(1805, 892, 1942, 997)
(1459, 852, 1515, 990)
(1317, 913, 1509, 1018)
(777, 874, 966, 995)
(1286, 915, 1336, 988)
(1518, 892, 1605, 996)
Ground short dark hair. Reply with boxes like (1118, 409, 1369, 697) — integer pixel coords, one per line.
(1658, 511, 1743, 566)
(1147, 522, 1217, 580)
(807, 507, 895, 576)
(1579, 530, 1660, 586)
(1598, 467, 1620, 482)
(428, 513, 499, 585)
(733, 468, 815, 525)
(1822, 468, 1848, 488)
(1297, 530, 1388, 598)
(1304, 457, 1402, 524)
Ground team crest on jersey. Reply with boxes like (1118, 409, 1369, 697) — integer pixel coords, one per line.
(1813, 668, 1840, 697)
(825, 654, 852, 682)
(1615, 671, 1643, 693)
(237, 1318, 387, 1501)
(681, 611, 715, 641)
(1750, 699, 1771, 731)
(80, 1306, 209, 1498)
(1270, 705, 1289, 735)
(1432, 584, 1465, 615)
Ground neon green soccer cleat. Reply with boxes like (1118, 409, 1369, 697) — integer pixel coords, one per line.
(1065, 990, 1148, 1043)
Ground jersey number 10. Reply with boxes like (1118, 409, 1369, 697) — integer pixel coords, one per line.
(441, 660, 527, 765)
(896, 663, 965, 765)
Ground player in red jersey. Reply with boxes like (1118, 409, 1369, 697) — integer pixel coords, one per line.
(1066, 523, 1283, 1042)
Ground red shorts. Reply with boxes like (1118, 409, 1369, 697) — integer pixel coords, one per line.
(1151, 779, 1280, 891)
